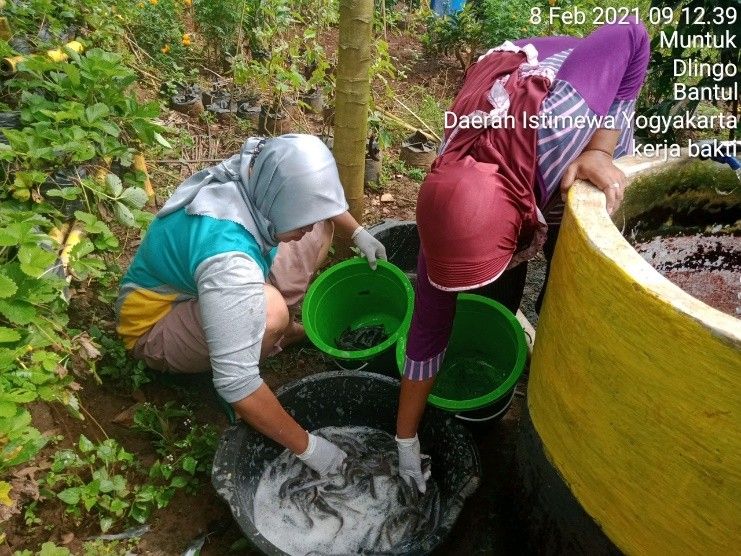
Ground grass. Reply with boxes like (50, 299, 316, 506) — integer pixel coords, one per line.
(617, 160, 741, 238)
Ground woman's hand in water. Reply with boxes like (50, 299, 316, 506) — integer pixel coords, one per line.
(297, 433, 347, 476)
(396, 434, 431, 494)
(560, 149, 627, 215)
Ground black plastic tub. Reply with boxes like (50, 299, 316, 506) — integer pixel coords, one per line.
(212, 371, 482, 555)
(367, 220, 420, 285)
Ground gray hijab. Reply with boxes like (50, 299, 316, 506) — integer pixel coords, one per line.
(158, 134, 348, 254)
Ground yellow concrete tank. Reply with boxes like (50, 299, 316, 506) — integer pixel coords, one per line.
(526, 152, 740, 554)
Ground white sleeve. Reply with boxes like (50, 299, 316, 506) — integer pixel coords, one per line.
(194, 252, 266, 403)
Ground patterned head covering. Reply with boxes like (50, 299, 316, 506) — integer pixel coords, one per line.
(158, 134, 348, 253)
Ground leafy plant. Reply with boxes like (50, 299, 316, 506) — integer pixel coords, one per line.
(42, 436, 136, 532)
(13, 539, 134, 556)
(368, 111, 393, 151)
(132, 402, 219, 489)
(384, 158, 426, 184)
(639, 0, 739, 141)
(40, 429, 214, 533)
(423, 0, 542, 70)
(124, 0, 189, 71)
(0, 408, 48, 476)
(89, 326, 152, 391)
(3, 0, 82, 50)
(298, 29, 332, 97)
(233, 37, 305, 113)
(193, 0, 244, 64)
(0, 19, 170, 479)
(4, 48, 169, 169)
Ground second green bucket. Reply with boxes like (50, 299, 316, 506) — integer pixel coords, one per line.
(396, 294, 527, 419)
(303, 258, 414, 361)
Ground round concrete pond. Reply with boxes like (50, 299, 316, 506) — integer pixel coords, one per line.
(521, 152, 740, 553)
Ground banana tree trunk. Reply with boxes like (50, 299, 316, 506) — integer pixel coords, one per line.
(334, 0, 373, 254)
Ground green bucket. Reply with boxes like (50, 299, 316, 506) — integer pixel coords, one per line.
(303, 258, 414, 361)
(396, 294, 527, 419)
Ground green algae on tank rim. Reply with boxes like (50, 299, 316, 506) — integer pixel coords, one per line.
(303, 258, 414, 361)
(396, 294, 528, 411)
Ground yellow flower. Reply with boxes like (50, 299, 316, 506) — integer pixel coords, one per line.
(161, 44, 170, 54)
(184, 0, 192, 5)
(149, 0, 158, 5)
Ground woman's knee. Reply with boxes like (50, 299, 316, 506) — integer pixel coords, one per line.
(263, 284, 289, 337)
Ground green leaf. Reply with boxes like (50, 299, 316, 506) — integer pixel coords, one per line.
(105, 173, 123, 197)
(0, 229, 19, 247)
(0, 389, 36, 403)
(153, 132, 172, 149)
(38, 542, 72, 556)
(78, 434, 95, 453)
(0, 273, 17, 299)
(119, 150, 134, 167)
(96, 440, 118, 465)
(170, 476, 188, 489)
(57, 487, 80, 506)
(74, 212, 110, 235)
(111, 474, 127, 494)
(0, 327, 20, 344)
(0, 401, 17, 418)
(94, 121, 120, 137)
(62, 64, 80, 87)
(0, 299, 37, 325)
(85, 103, 110, 123)
(99, 516, 114, 533)
(98, 478, 115, 493)
(119, 187, 149, 210)
(45, 187, 81, 201)
(112, 202, 135, 228)
(129, 503, 150, 524)
(182, 456, 198, 475)
(14, 171, 47, 189)
(66, 139, 96, 162)
(81, 481, 99, 511)
(17, 246, 57, 278)
(109, 496, 128, 515)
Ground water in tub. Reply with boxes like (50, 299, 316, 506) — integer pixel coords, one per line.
(253, 426, 440, 555)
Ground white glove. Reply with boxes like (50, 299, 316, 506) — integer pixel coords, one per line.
(351, 226, 387, 270)
(396, 434, 431, 494)
(297, 433, 347, 476)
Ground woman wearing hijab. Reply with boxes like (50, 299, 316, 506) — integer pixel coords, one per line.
(395, 20, 650, 491)
(116, 134, 387, 476)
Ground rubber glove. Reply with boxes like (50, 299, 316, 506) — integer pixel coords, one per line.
(297, 432, 347, 476)
(396, 434, 431, 494)
(352, 226, 387, 270)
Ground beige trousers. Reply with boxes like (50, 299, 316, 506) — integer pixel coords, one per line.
(131, 220, 333, 373)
